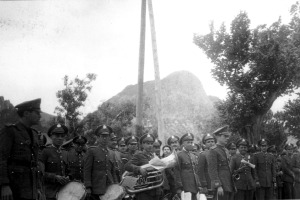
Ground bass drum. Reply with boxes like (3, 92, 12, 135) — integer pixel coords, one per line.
(56, 181, 86, 200)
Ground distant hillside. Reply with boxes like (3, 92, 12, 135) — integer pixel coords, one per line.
(106, 71, 219, 140)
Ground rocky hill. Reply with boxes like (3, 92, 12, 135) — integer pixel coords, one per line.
(107, 71, 218, 140)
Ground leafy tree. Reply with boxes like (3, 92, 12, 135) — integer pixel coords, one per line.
(194, 4, 300, 143)
(277, 93, 300, 139)
(55, 73, 97, 137)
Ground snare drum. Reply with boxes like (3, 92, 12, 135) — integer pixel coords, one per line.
(56, 181, 86, 200)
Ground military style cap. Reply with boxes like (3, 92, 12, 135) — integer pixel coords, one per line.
(94, 125, 113, 136)
(179, 133, 194, 145)
(140, 133, 155, 144)
(258, 138, 269, 146)
(236, 138, 249, 147)
(48, 123, 68, 136)
(15, 98, 42, 112)
(73, 135, 87, 145)
(226, 142, 237, 150)
(202, 133, 216, 144)
(118, 137, 126, 146)
(167, 135, 180, 145)
(125, 136, 139, 145)
(284, 143, 294, 150)
(110, 132, 117, 141)
(213, 125, 231, 136)
(153, 138, 162, 147)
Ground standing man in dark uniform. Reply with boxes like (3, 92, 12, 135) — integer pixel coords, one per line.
(0, 98, 44, 200)
(125, 133, 162, 200)
(199, 133, 216, 197)
(109, 132, 125, 183)
(84, 125, 117, 199)
(292, 140, 300, 199)
(207, 126, 235, 200)
(174, 133, 202, 200)
(253, 139, 276, 200)
(66, 135, 87, 182)
(40, 124, 69, 200)
(122, 136, 139, 163)
(281, 143, 295, 199)
(230, 139, 256, 200)
(226, 142, 237, 161)
(118, 137, 127, 154)
(167, 135, 180, 152)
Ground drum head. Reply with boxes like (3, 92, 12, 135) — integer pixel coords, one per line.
(57, 181, 86, 200)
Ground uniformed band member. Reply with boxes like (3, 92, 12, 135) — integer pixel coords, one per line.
(0, 98, 44, 200)
(109, 132, 125, 182)
(118, 137, 127, 154)
(207, 126, 235, 200)
(281, 143, 295, 199)
(167, 135, 180, 152)
(125, 133, 162, 200)
(230, 139, 256, 200)
(66, 135, 87, 182)
(198, 133, 216, 195)
(153, 138, 162, 157)
(84, 125, 117, 198)
(226, 142, 237, 161)
(292, 140, 300, 199)
(253, 138, 276, 200)
(124, 135, 139, 161)
(174, 133, 201, 200)
(40, 124, 69, 200)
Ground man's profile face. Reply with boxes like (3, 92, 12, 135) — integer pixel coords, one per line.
(217, 134, 230, 146)
(26, 110, 41, 126)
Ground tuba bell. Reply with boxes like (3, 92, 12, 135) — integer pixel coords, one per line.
(120, 168, 164, 194)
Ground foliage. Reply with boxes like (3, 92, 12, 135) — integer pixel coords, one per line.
(55, 73, 97, 136)
(83, 100, 136, 138)
(194, 4, 300, 142)
(277, 93, 300, 139)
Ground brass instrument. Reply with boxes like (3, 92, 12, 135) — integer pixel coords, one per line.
(232, 155, 253, 181)
(120, 168, 164, 194)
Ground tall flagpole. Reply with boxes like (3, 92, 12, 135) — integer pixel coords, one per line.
(135, 0, 147, 136)
(148, 0, 165, 144)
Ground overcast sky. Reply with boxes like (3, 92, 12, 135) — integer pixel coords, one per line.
(0, 0, 297, 115)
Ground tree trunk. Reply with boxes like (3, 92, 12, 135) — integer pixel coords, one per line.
(252, 114, 265, 144)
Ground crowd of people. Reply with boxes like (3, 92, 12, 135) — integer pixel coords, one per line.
(1, 98, 300, 200)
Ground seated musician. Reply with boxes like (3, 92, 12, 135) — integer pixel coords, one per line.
(124, 133, 163, 200)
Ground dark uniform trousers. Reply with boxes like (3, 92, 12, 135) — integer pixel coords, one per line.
(206, 145, 235, 200)
(230, 154, 256, 200)
(84, 145, 117, 196)
(292, 152, 300, 199)
(125, 151, 162, 200)
(66, 148, 85, 182)
(40, 145, 68, 200)
(174, 149, 201, 200)
(281, 154, 295, 199)
(0, 123, 43, 200)
(253, 152, 276, 200)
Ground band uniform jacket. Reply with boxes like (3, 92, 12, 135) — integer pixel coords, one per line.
(292, 152, 300, 183)
(198, 151, 210, 189)
(124, 151, 162, 196)
(84, 145, 118, 195)
(66, 148, 85, 182)
(111, 150, 125, 182)
(174, 149, 201, 194)
(0, 123, 41, 199)
(229, 154, 256, 190)
(253, 152, 276, 187)
(281, 154, 295, 183)
(206, 144, 235, 192)
(40, 145, 68, 198)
